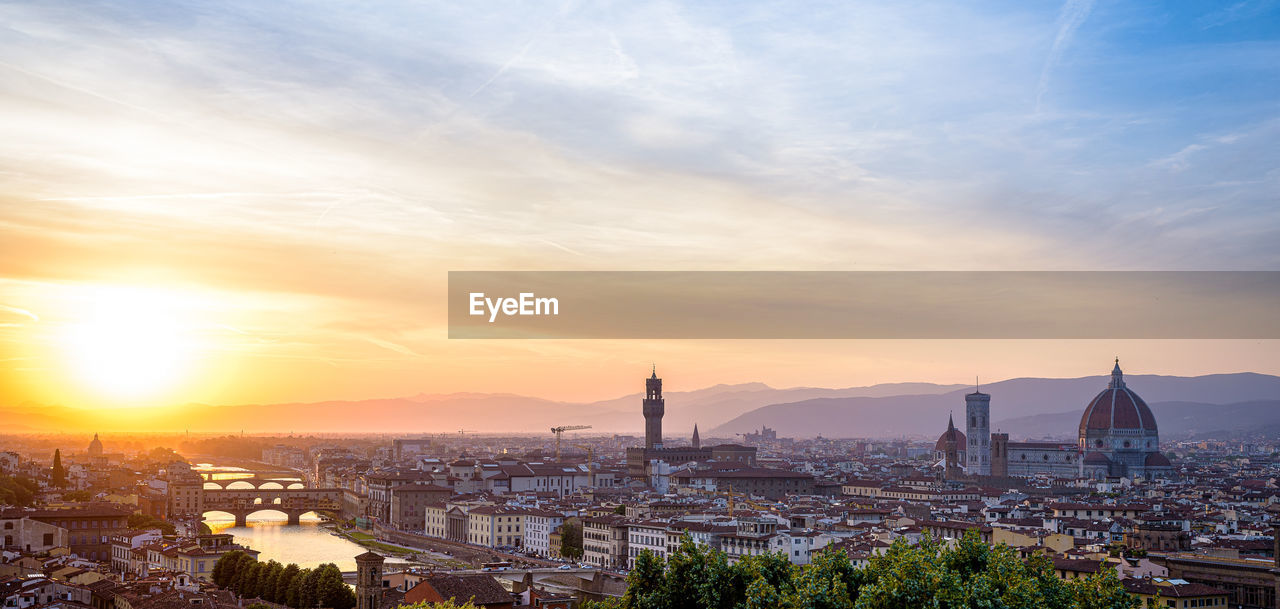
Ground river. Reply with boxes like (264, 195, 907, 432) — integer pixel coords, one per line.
(194, 463, 400, 572)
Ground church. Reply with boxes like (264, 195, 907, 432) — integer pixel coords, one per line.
(936, 360, 1174, 480)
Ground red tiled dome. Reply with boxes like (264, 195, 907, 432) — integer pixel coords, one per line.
(1078, 360, 1157, 435)
(1144, 452, 1171, 467)
(935, 427, 966, 451)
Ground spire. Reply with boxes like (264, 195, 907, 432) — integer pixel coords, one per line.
(692, 424, 701, 449)
(1110, 357, 1125, 389)
(651, 363, 657, 379)
(947, 412, 955, 431)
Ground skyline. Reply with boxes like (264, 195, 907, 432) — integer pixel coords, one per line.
(2, 1, 1279, 409)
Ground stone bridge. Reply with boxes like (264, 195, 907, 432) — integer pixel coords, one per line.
(199, 470, 306, 489)
(202, 488, 343, 526)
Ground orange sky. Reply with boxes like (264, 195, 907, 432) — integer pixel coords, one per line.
(2, 2, 1278, 411)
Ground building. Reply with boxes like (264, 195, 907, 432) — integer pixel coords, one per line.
(109, 530, 162, 575)
(1122, 578, 1229, 609)
(1073, 359, 1174, 479)
(524, 509, 567, 558)
(403, 573, 514, 608)
(388, 484, 451, 532)
(1161, 552, 1277, 609)
(24, 504, 130, 561)
(627, 521, 669, 568)
(965, 388, 991, 475)
(948, 360, 1175, 480)
(673, 467, 815, 500)
(467, 506, 529, 549)
(582, 515, 629, 570)
(625, 369, 757, 477)
(0, 513, 69, 554)
(145, 534, 258, 581)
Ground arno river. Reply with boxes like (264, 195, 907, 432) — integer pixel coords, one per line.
(196, 464, 386, 572)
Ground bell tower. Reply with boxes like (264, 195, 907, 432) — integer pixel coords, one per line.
(643, 366, 665, 450)
(355, 551, 384, 609)
(965, 382, 991, 476)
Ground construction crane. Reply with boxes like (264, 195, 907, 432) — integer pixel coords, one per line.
(551, 425, 592, 461)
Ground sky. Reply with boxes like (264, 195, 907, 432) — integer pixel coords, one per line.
(0, 0, 1278, 412)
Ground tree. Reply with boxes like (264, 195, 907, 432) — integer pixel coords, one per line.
(128, 513, 176, 535)
(276, 563, 301, 604)
(622, 550, 666, 609)
(560, 522, 584, 560)
(261, 561, 284, 603)
(213, 550, 245, 588)
(62, 490, 92, 502)
(614, 504, 627, 515)
(51, 449, 65, 488)
(315, 563, 357, 609)
(608, 530, 1138, 609)
(0, 474, 38, 506)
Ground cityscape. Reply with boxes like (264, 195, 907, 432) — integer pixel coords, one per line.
(3, 0, 1279, 608)
(4, 361, 1280, 608)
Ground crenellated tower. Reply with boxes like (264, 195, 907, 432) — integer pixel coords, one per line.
(644, 366, 665, 450)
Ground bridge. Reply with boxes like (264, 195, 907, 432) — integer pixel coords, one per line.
(202, 488, 343, 526)
(199, 470, 306, 489)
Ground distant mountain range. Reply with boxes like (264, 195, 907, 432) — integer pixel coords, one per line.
(708, 373, 1280, 440)
(3, 373, 1277, 439)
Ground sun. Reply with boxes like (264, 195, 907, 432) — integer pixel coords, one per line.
(60, 286, 197, 401)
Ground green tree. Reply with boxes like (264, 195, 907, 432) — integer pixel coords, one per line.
(315, 563, 357, 609)
(622, 550, 666, 609)
(62, 490, 92, 502)
(51, 449, 65, 488)
(213, 550, 244, 588)
(276, 563, 301, 604)
(128, 513, 176, 535)
(0, 474, 38, 506)
(261, 560, 284, 603)
(560, 522, 584, 560)
(610, 530, 1137, 609)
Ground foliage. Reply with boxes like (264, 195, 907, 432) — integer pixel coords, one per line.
(212, 552, 353, 609)
(127, 513, 177, 535)
(614, 504, 628, 515)
(614, 531, 1139, 609)
(0, 474, 38, 506)
(560, 521, 584, 560)
(145, 446, 187, 464)
(62, 490, 93, 502)
(51, 449, 66, 488)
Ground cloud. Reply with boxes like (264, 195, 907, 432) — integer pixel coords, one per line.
(0, 304, 39, 322)
(1036, 0, 1096, 112)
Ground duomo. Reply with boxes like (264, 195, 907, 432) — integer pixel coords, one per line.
(935, 359, 1174, 480)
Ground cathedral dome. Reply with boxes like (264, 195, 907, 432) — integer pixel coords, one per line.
(87, 433, 104, 457)
(1144, 452, 1172, 467)
(1078, 360, 1157, 435)
(935, 424, 965, 452)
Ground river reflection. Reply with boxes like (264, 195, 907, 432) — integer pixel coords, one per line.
(205, 515, 398, 572)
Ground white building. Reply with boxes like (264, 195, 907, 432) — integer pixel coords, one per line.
(524, 509, 567, 557)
